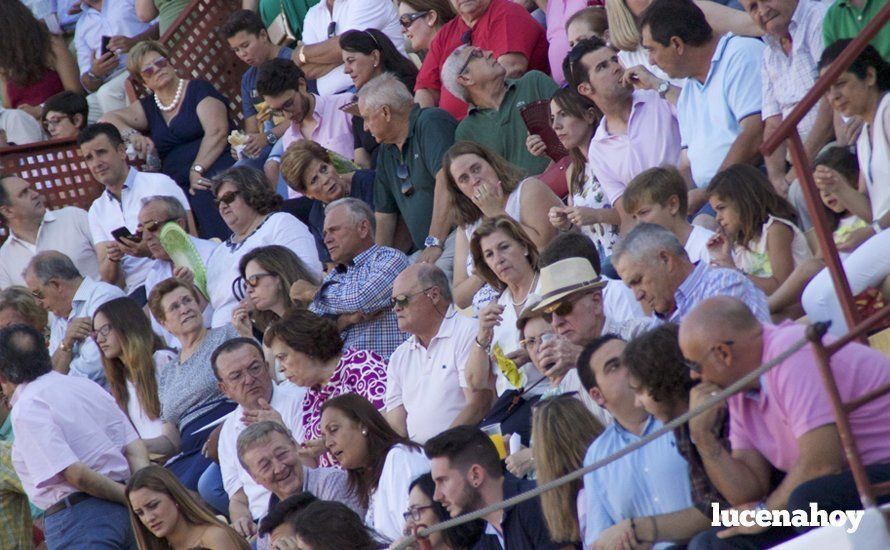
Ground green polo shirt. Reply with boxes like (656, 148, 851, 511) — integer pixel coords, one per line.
(374, 105, 458, 250)
(823, 0, 890, 60)
(455, 70, 558, 177)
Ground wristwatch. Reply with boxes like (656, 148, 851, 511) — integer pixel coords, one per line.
(59, 341, 71, 353)
(424, 236, 442, 249)
(298, 45, 307, 64)
(265, 131, 278, 146)
(657, 80, 670, 99)
(191, 164, 205, 175)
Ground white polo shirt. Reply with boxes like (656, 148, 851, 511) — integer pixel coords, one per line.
(385, 307, 476, 444)
(0, 207, 100, 289)
(217, 382, 306, 520)
(88, 168, 191, 293)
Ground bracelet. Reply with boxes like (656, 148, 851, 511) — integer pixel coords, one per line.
(474, 336, 491, 351)
(87, 70, 103, 82)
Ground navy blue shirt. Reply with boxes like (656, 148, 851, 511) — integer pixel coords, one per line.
(473, 477, 567, 549)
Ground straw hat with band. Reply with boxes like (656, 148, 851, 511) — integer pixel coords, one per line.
(531, 257, 606, 314)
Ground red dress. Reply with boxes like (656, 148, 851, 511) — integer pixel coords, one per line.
(5, 68, 64, 108)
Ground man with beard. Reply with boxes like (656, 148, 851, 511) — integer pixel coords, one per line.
(425, 425, 569, 549)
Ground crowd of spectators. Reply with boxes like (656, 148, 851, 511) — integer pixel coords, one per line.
(0, 0, 889, 548)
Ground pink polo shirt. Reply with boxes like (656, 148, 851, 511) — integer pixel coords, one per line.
(10, 371, 139, 509)
(545, 0, 588, 84)
(728, 322, 890, 473)
(587, 89, 681, 205)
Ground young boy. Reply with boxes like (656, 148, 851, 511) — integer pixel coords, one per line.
(622, 166, 713, 264)
(41, 91, 89, 139)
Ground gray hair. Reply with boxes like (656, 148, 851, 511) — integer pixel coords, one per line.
(611, 223, 689, 266)
(140, 195, 188, 222)
(416, 263, 453, 303)
(24, 251, 82, 284)
(325, 197, 376, 234)
(236, 421, 296, 472)
(357, 72, 414, 115)
(441, 45, 471, 103)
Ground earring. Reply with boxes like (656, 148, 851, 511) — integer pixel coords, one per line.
(373, 63, 378, 68)
(362, 429, 368, 436)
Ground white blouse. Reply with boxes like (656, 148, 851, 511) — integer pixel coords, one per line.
(366, 444, 430, 541)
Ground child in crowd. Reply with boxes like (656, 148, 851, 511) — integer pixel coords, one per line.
(565, 7, 609, 49)
(623, 166, 713, 264)
(706, 164, 812, 295)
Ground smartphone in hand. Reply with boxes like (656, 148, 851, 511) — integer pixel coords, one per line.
(101, 36, 112, 55)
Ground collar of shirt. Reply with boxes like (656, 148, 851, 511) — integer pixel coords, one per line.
(670, 261, 708, 318)
(69, 277, 97, 319)
(612, 414, 656, 443)
(763, 0, 810, 54)
(105, 167, 136, 202)
(7, 210, 57, 246)
(290, 94, 325, 139)
(404, 306, 458, 351)
(337, 244, 379, 273)
(694, 33, 734, 88)
(467, 80, 518, 115)
(592, 89, 650, 142)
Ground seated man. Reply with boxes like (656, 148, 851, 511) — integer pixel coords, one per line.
(414, 0, 550, 120)
(444, 46, 557, 176)
(138, 195, 217, 347)
(638, 0, 764, 213)
(358, 73, 457, 276)
(612, 223, 769, 324)
(79, 123, 195, 300)
(622, 166, 713, 264)
(577, 335, 694, 549)
(680, 296, 890, 548)
(295, 0, 405, 95)
(23, 251, 125, 385)
(0, 108, 42, 146)
(385, 264, 492, 443)
(220, 10, 293, 168)
(41, 91, 90, 140)
(294, 198, 408, 360)
(212, 338, 305, 539)
(426, 425, 566, 548)
(0, 324, 149, 549)
(0, 173, 100, 288)
(74, 0, 158, 119)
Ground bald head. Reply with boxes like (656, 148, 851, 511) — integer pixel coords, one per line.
(680, 296, 760, 347)
(393, 263, 452, 303)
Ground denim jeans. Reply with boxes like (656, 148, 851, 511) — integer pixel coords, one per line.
(43, 495, 135, 549)
(197, 462, 230, 516)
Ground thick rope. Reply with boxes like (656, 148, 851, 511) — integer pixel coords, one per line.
(392, 329, 820, 549)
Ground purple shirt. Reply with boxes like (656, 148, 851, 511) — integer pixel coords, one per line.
(299, 348, 388, 468)
(10, 371, 139, 509)
(587, 89, 681, 205)
(545, 0, 587, 84)
(282, 93, 355, 156)
(729, 322, 890, 472)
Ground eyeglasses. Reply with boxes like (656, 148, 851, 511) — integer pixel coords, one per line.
(140, 217, 180, 234)
(214, 190, 240, 207)
(458, 47, 484, 76)
(402, 505, 435, 522)
(461, 28, 473, 45)
(29, 287, 45, 300)
(396, 163, 414, 197)
(542, 291, 593, 322)
(224, 362, 266, 384)
(245, 272, 277, 287)
(685, 341, 735, 373)
(327, 21, 337, 38)
(140, 56, 170, 78)
(391, 287, 434, 309)
(519, 332, 555, 351)
(43, 115, 70, 130)
(400, 11, 429, 28)
(91, 323, 114, 341)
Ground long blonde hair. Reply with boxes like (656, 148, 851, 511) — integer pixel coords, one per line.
(95, 297, 166, 421)
(126, 466, 250, 550)
(532, 395, 605, 543)
(605, 0, 640, 52)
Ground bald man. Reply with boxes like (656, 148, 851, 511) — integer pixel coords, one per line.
(384, 263, 493, 443)
(679, 297, 890, 549)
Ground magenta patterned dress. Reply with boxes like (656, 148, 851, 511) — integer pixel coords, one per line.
(298, 348, 388, 468)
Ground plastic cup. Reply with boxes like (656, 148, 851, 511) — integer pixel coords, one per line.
(481, 423, 507, 459)
(234, 144, 246, 160)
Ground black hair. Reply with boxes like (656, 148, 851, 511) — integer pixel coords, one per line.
(818, 40, 890, 92)
(424, 425, 502, 479)
(77, 122, 124, 148)
(256, 58, 307, 97)
(0, 324, 53, 384)
(219, 9, 267, 40)
(339, 29, 419, 90)
(41, 91, 89, 128)
(563, 36, 611, 91)
(639, 0, 713, 48)
(257, 492, 319, 536)
(575, 333, 623, 392)
(540, 232, 602, 274)
(210, 337, 265, 380)
(622, 324, 694, 404)
(408, 473, 486, 548)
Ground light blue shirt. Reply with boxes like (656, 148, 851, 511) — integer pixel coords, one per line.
(73, 0, 154, 77)
(583, 416, 693, 548)
(663, 262, 771, 325)
(677, 34, 765, 187)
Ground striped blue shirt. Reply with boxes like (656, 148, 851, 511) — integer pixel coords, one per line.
(662, 262, 770, 324)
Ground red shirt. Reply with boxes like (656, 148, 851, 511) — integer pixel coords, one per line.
(415, 0, 549, 120)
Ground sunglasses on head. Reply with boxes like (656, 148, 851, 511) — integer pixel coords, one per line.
(400, 11, 429, 28)
(214, 190, 240, 207)
(458, 47, 484, 75)
(396, 163, 415, 197)
(140, 56, 170, 78)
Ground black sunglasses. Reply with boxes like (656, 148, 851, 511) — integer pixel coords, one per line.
(461, 28, 472, 45)
(140, 217, 180, 234)
(327, 21, 337, 38)
(458, 47, 484, 76)
(400, 11, 429, 28)
(396, 163, 414, 197)
(214, 190, 240, 207)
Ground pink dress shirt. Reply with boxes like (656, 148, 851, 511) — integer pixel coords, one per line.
(728, 322, 890, 473)
(587, 89, 681, 205)
(545, 0, 588, 84)
(10, 371, 138, 509)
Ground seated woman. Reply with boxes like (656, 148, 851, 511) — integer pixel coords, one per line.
(264, 309, 387, 468)
(397, 0, 455, 61)
(340, 28, 419, 168)
(126, 465, 250, 549)
(280, 140, 376, 261)
(204, 166, 322, 328)
(442, 141, 562, 310)
(0, 1, 81, 118)
(146, 278, 240, 489)
(397, 473, 485, 550)
(231, 244, 320, 341)
(103, 40, 234, 240)
(320, 394, 429, 541)
(94, 297, 177, 440)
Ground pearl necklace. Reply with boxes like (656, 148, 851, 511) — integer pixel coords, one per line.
(154, 78, 184, 112)
(510, 272, 539, 307)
